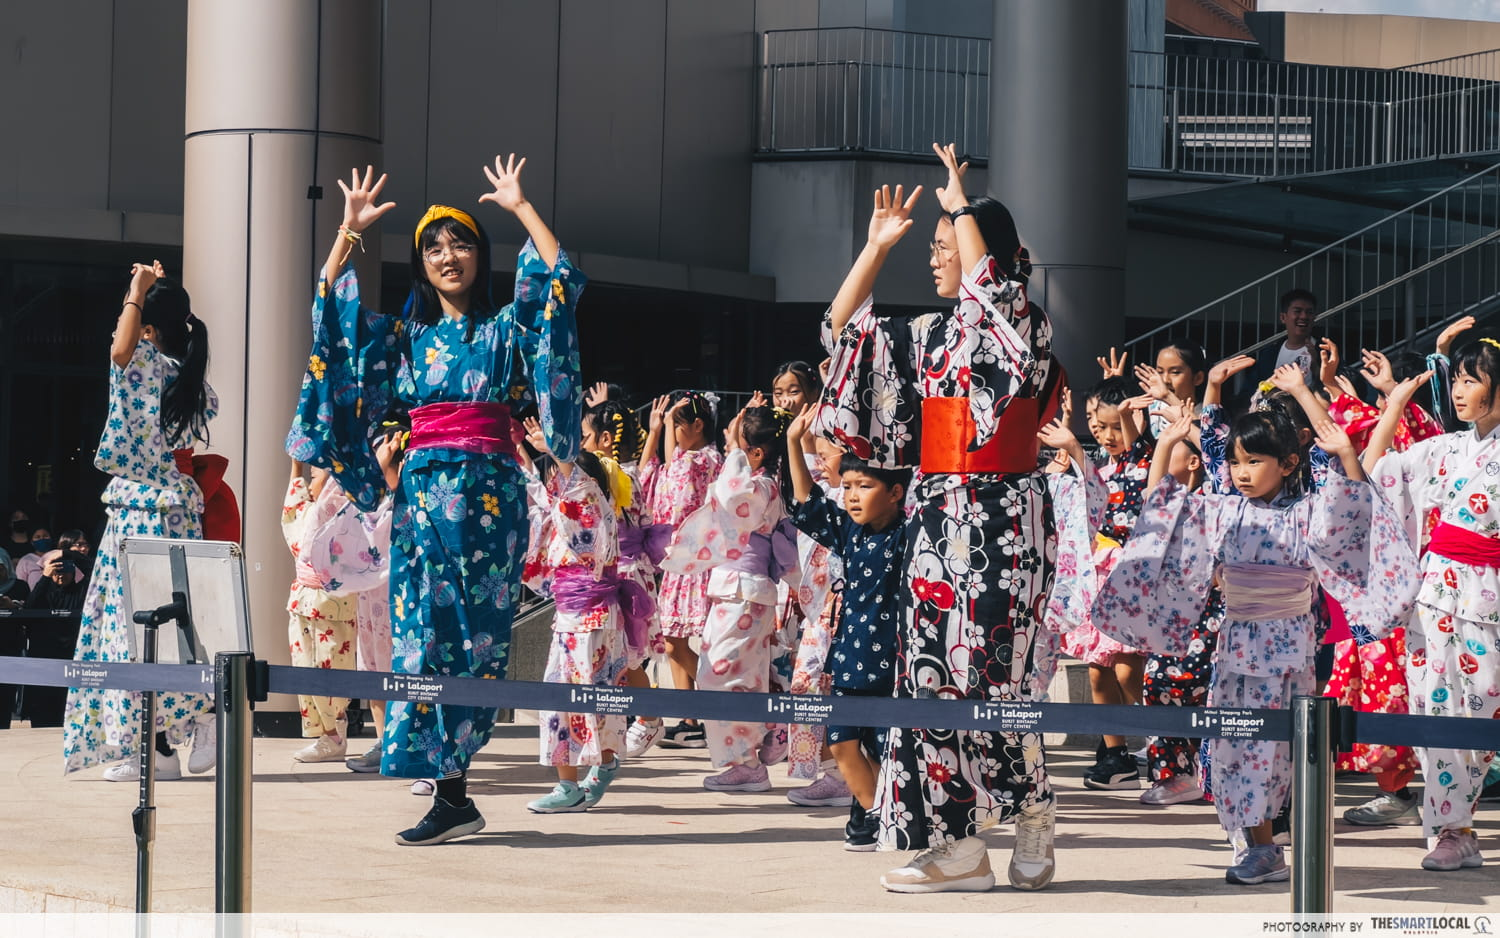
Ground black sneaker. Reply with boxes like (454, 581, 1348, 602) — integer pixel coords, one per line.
(844, 800, 878, 852)
(658, 720, 707, 749)
(395, 796, 486, 846)
(1083, 749, 1141, 790)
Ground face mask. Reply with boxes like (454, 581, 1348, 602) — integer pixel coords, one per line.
(31, 538, 53, 553)
(10, 520, 27, 534)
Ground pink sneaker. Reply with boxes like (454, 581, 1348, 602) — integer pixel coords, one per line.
(787, 772, 853, 807)
(703, 762, 772, 792)
(760, 727, 788, 766)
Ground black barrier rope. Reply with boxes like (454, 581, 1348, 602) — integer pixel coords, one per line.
(4, 654, 1499, 751)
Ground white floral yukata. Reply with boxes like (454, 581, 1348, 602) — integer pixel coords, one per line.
(812, 255, 1060, 851)
(63, 339, 215, 774)
(660, 449, 786, 768)
(1371, 425, 1500, 837)
(1091, 471, 1419, 832)
(524, 466, 628, 767)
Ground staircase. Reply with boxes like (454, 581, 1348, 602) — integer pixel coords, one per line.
(1124, 161, 1500, 363)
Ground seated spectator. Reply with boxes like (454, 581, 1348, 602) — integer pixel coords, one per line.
(15, 527, 54, 589)
(5, 509, 33, 564)
(26, 550, 88, 614)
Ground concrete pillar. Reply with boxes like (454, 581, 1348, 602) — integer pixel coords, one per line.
(989, 1, 1127, 393)
(182, 0, 383, 728)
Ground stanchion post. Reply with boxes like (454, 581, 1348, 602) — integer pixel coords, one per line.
(215, 652, 254, 913)
(1290, 695, 1337, 913)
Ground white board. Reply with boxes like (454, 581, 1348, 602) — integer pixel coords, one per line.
(120, 537, 253, 664)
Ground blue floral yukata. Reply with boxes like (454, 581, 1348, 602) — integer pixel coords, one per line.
(288, 239, 584, 779)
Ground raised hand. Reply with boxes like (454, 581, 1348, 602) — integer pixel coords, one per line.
(1333, 374, 1360, 399)
(1207, 354, 1256, 388)
(724, 409, 746, 451)
(932, 142, 970, 214)
(749, 390, 768, 409)
(585, 382, 610, 407)
(647, 395, 671, 433)
(1122, 393, 1156, 414)
(128, 261, 160, 298)
(867, 184, 923, 250)
(523, 416, 549, 455)
(1059, 387, 1074, 426)
(1157, 410, 1195, 449)
(1097, 347, 1128, 379)
(1359, 349, 1397, 395)
(1386, 369, 1434, 410)
(478, 153, 530, 214)
(1135, 363, 1171, 401)
(787, 403, 814, 442)
(337, 165, 397, 233)
(818, 358, 832, 383)
(1268, 362, 1307, 395)
(1437, 315, 1476, 358)
(1318, 337, 1341, 389)
(1036, 417, 1078, 451)
(1312, 418, 1356, 460)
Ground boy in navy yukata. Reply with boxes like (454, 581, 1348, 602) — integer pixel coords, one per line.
(786, 406, 910, 850)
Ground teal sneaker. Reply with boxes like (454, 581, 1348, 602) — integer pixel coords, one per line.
(527, 781, 589, 814)
(581, 759, 621, 807)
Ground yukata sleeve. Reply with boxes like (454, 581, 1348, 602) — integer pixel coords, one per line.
(711, 449, 779, 537)
(659, 449, 764, 576)
(286, 265, 401, 511)
(1044, 464, 1107, 634)
(1327, 392, 1381, 454)
(1307, 469, 1421, 642)
(521, 475, 557, 594)
(811, 297, 926, 468)
(1199, 403, 1232, 495)
(554, 470, 619, 578)
(953, 257, 1045, 451)
(789, 488, 848, 554)
(511, 240, 587, 463)
(1404, 403, 1444, 445)
(1090, 475, 1224, 657)
(303, 498, 378, 595)
(1369, 438, 1444, 550)
(281, 477, 311, 553)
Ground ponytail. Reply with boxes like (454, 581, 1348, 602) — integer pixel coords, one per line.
(143, 279, 212, 446)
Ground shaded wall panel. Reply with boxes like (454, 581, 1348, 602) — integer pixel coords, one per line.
(108, 0, 189, 214)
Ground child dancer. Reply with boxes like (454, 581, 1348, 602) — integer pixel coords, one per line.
(641, 391, 722, 748)
(282, 461, 376, 762)
(1366, 338, 1500, 871)
(660, 404, 791, 792)
(772, 360, 822, 413)
(1137, 341, 1208, 438)
(522, 419, 635, 813)
(1093, 409, 1418, 885)
(786, 405, 907, 848)
(1062, 376, 1150, 790)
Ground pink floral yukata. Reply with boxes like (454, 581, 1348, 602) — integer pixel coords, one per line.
(644, 446, 722, 638)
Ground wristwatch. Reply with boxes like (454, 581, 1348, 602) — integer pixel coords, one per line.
(948, 206, 975, 222)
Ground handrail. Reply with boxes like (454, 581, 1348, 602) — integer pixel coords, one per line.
(1124, 160, 1500, 355)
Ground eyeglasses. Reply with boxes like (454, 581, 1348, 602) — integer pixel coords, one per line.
(929, 241, 956, 262)
(423, 243, 476, 264)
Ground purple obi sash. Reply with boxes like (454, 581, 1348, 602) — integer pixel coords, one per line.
(721, 517, 799, 582)
(618, 522, 671, 567)
(408, 401, 519, 457)
(552, 564, 654, 652)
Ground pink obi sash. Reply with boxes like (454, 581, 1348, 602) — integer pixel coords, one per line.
(408, 401, 518, 457)
(1219, 563, 1316, 621)
(1427, 522, 1500, 569)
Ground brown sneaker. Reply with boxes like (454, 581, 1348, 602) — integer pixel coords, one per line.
(1009, 802, 1057, 890)
(880, 836, 995, 893)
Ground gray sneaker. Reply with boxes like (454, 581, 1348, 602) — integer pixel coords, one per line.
(346, 743, 382, 774)
(1343, 791, 1418, 826)
(1226, 844, 1289, 885)
(1421, 829, 1483, 871)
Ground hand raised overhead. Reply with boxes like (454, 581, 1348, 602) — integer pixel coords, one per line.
(479, 153, 530, 214)
(337, 165, 397, 233)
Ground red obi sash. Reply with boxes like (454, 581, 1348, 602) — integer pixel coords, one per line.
(1427, 522, 1500, 569)
(920, 397, 1040, 475)
(408, 402, 519, 457)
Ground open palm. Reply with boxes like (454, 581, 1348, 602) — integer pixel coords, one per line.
(479, 153, 529, 213)
(337, 165, 396, 232)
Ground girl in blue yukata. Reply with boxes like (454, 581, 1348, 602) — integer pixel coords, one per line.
(288, 157, 585, 846)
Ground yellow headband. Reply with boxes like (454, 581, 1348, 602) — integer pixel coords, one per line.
(1482, 337, 1500, 352)
(414, 205, 479, 249)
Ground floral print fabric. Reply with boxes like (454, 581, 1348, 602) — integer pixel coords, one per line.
(63, 340, 214, 774)
(287, 240, 584, 779)
(811, 256, 1059, 851)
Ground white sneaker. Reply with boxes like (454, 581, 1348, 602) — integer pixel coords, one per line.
(292, 734, 347, 763)
(187, 714, 217, 774)
(881, 836, 995, 893)
(625, 719, 664, 758)
(411, 778, 435, 796)
(1140, 774, 1203, 806)
(1009, 802, 1057, 890)
(103, 750, 182, 782)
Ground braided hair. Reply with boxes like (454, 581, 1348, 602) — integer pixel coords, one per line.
(584, 399, 642, 463)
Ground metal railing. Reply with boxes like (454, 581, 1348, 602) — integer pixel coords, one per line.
(1123, 161, 1500, 361)
(758, 28, 1500, 178)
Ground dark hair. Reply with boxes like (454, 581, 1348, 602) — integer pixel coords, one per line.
(838, 455, 912, 492)
(142, 278, 212, 446)
(740, 406, 790, 476)
(670, 390, 718, 440)
(773, 361, 822, 401)
(56, 529, 87, 552)
(1453, 339, 1500, 405)
(1227, 411, 1301, 464)
(947, 196, 1030, 284)
(402, 215, 494, 341)
(1256, 388, 1313, 435)
(1084, 376, 1132, 408)
(533, 450, 614, 509)
(584, 399, 643, 463)
(1157, 341, 1208, 378)
(1279, 288, 1317, 314)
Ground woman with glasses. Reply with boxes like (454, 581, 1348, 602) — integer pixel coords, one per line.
(288, 156, 585, 845)
(812, 144, 1064, 893)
